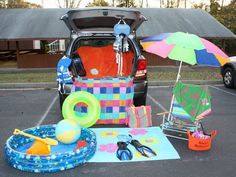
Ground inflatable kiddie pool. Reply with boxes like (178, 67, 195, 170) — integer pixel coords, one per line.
(4, 125, 96, 173)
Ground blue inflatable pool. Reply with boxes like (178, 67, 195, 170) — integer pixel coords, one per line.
(4, 125, 96, 173)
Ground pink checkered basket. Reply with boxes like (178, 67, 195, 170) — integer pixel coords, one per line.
(71, 77, 134, 124)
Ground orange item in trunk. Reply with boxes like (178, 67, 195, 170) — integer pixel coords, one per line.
(77, 45, 134, 78)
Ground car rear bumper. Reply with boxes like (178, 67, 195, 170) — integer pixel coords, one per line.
(133, 79, 148, 99)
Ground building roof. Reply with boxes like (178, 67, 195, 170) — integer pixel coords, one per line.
(138, 8, 236, 39)
(0, 8, 235, 41)
(0, 8, 68, 40)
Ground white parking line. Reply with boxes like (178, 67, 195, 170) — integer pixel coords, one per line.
(147, 93, 168, 112)
(36, 94, 58, 126)
(148, 85, 172, 89)
(209, 85, 236, 97)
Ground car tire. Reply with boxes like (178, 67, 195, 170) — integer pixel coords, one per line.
(133, 95, 146, 107)
(223, 67, 235, 88)
(59, 92, 67, 110)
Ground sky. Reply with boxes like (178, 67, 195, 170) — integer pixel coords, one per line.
(27, 0, 231, 8)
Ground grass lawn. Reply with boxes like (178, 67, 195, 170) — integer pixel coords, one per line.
(0, 72, 57, 83)
(0, 68, 222, 83)
(148, 69, 222, 81)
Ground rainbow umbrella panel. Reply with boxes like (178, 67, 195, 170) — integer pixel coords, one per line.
(140, 32, 229, 67)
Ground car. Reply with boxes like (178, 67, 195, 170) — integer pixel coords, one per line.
(221, 56, 236, 88)
(57, 8, 148, 109)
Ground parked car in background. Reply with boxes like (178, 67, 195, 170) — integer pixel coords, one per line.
(221, 56, 236, 88)
(57, 8, 148, 109)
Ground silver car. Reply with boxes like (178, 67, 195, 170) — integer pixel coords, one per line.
(221, 56, 236, 88)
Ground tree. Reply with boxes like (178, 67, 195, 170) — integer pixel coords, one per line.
(86, 0, 110, 7)
(57, 0, 83, 8)
(0, 0, 42, 8)
(145, 0, 148, 7)
(192, 0, 236, 34)
(160, 0, 187, 8)
(111, 0, 115, 6)
(192, 0, 236, 55)
(0, 0, 7, 8)
(192, 2, 209, 10)
(207, 0, 236, 35)
(216, 0, 236, 34)
(86, 0, 138, 8)
(221, 0, 224, 7)
(116, 0, 137, 7)
(209, 0, 221, 16)
(213, 0, 236, 55)
(137, 0, 144, 7)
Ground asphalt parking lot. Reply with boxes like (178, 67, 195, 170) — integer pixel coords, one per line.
(0, 84, 236, 177)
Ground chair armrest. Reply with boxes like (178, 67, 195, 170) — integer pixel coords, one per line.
(156, 112, 169, 116)
(195, 115, 204, 121)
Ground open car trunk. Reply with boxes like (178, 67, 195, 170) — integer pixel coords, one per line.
(62, 8, 146, 79)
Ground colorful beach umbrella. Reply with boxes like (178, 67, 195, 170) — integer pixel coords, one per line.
(140, 32, 229, 68)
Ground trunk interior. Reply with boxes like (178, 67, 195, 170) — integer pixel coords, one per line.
(72, 38, 135, 78)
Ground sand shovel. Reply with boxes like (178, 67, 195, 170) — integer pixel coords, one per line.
(13, 129, 58, 146)
(14, 129, 58, 155)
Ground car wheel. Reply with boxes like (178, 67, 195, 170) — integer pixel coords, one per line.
(133, 95, 146, 107)
(223, 67, 235, 88)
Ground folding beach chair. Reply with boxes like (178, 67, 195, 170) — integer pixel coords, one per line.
(157, 82, 212, 140)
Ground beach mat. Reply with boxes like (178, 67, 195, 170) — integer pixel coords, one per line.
(89, 126, 180, 162)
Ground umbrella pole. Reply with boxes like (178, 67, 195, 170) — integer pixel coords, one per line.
(176, 60, 183, 83)
(167, 60, 183, 121)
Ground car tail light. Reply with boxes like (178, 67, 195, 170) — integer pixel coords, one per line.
(135, 56, 147, 77)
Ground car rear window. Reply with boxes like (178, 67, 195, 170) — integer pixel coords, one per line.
(73, 17, 134, 29)
(74, 38, 115, 48)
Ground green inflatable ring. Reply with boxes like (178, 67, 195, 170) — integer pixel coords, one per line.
(62, 91, 100, 128)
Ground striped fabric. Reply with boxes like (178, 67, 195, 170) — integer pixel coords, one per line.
(172, 98, 191, 120)
(72, 77, 134, 124)
(126, 106, 152, 128)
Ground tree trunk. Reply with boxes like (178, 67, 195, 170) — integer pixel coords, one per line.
(57, 0, 82, 8)
(65, 0, 67, 8)
(221, 0, 224, 7)
(140, 0, 143, 7)
(176, 0, 180, 7)
(57, 0, 61, 8)
(75, 0, 82, 7)
(41, 0, 44, 6)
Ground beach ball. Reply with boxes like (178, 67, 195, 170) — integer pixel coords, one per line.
(55, 119, 81, 144)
